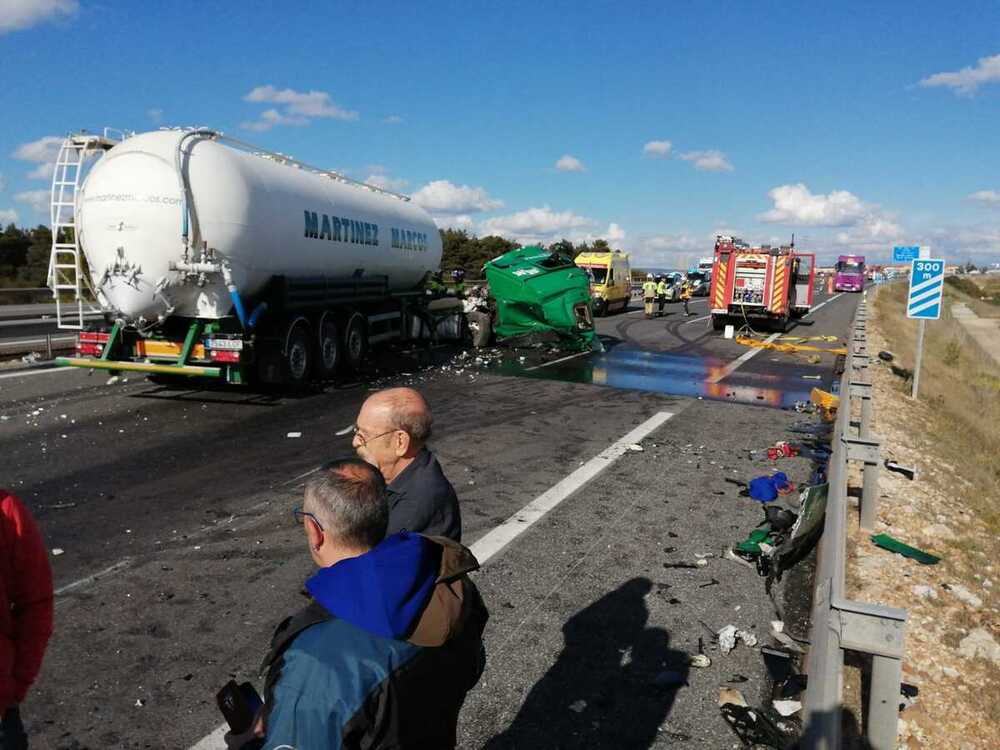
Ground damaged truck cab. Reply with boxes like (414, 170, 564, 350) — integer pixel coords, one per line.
(484, 246, 596, 351)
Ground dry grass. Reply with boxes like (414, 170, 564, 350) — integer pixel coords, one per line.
(946, 275, 1000, 318)
(841, 282, 1000, 749)
(874, 282, 1000, 534)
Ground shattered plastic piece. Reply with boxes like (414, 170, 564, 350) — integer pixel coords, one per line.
(689, 654, 711, 668)
(718, 687, 748, 707)
(772, 699, 801, 717)
(568, 699, 586, 713)
(286, 432, 302, 438)
(718, 625, 738, 654)
(738, 630, 758, 648)
(770, 623, 807, 654)
(51, 548, 64, 556)
(106, 375, 120, 386)
(627, 443, 644, 452)
(870, 533, 941, 565)
(135, 698, 145, 707)
(801, 374, 822, 380)
(695, 558, 708, 568)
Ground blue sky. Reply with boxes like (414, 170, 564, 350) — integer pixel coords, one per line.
(2, 0, 999, 266)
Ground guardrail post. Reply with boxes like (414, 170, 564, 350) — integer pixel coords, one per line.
(844, 435, 881, 531)
(46, 333, 53, 360)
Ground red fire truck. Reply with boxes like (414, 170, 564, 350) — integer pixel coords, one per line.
(709, 236, 815, 332)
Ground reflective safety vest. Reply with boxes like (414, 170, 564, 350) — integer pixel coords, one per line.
(656, 281, 669, 295)
(642, 281, 657, 298)
(680, 283, 694, 300)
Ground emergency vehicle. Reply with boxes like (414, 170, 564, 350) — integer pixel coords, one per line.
(709, 236, 815, 332)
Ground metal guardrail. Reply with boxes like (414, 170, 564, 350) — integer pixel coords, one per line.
(802, 289, 908, 749)
(0, 334, 76, 359)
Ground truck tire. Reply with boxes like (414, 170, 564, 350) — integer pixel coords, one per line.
(317, 315, 341, 379)
(285, 323, 312, 386)
(344, 313, 368, 373)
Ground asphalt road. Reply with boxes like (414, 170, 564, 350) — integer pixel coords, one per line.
(0, 288, 859, 749)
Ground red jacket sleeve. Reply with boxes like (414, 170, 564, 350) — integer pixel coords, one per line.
(1, 492, 54, 705)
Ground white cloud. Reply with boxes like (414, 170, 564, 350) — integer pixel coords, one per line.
(968, 189, 1000, 206)
(919, 53, 1000, 96)
(679, 150, 733, 172)
(383, 115, 403, 124)
(643, 140, 672, 158)
(241, 108, 309, 132)
(15, 189, 51, 214)
(244, 85, 357, 119)
(411, 180, 503, 214)
(759, 183, 871, 226)
(0, 0, 77, 34)
(479, 206, 595, 243)
(147, 108, 164, 124)
(0, 208, 19, 225)
(364, 173, 408, 192)
(11, 135, 62, 181)
(554, 155, 585, 172)
(632, 232, 710, 269)
(833, 217, 904, 252)
(434, 214, 476, 231)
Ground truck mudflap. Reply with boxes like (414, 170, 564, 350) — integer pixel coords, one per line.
(55, 357, 222, 377)
(484, 246, 597, 351)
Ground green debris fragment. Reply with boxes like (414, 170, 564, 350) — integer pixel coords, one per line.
(735, 528, 777, 555)
(870, 533, 941, 565)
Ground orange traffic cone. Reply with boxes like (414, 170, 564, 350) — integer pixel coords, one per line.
(826, 274, 834, 294)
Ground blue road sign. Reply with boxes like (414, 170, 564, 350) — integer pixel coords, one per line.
(907, 259, 945, 320)
(894, 245, 920, 263)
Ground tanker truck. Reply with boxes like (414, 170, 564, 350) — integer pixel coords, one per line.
(49, 128, 460, 385)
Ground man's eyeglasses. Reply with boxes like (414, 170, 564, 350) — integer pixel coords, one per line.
(293, 507, 324, 531)
(351, 425, 401, 447)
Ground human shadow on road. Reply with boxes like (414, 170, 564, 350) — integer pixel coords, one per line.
(484, 578, 689, 749)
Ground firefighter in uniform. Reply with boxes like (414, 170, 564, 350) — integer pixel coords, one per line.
(680, 278, 694, 316)
(642, 273, 657, 318)
(656, 275, 669, 317)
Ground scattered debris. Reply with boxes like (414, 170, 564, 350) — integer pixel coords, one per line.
(772, 699, 801, 717)
(719, 687, 796, 746)
(769, 622, 807, 654)
(627, 443, 644, 452)
(51, 548, 64, 556)
(698, 578, 720, 589)
(870, 532, 941, 565)
(689, 654, 711, 668)
(662, 562, 699, 570)
(48, 502, 77, 510)
(286, 432, 302, 438)
(568, 699, 586, 713)
(884, 459, 916, 480)
(877, 350, 895, 362)
(106, 375, 120, 386)
(809, 387, 839, 420)
(801, 374, 822, 380)
(890, 363, 913, 381)
(21, 352, 40, 364)
(135, 698, 145, 707)
(695, 558, 708, 568)
(717, 625, 758, 654)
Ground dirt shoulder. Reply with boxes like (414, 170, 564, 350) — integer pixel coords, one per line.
(844, 283, 1000, 749)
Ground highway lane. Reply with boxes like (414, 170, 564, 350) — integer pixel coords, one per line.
(2, 289, 861, 748)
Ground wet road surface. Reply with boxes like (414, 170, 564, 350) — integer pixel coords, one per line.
(0, 288, 860, 748)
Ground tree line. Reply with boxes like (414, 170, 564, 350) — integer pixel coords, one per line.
(0, 224, 51, 288)
(439, 228, 618, 276)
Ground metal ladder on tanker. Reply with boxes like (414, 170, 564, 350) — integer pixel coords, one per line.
(48, 130, 125, 329)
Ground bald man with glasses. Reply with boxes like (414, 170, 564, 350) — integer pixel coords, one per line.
(352, 388, 461, 541)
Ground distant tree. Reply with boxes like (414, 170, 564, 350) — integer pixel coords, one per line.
(0, 225, 32, 285)
(548, 239, 575, 258)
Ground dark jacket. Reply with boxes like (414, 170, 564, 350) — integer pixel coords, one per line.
(0, 491, 53, 712)
(260, 533, 488, 749)
(386, 448, 462, 542)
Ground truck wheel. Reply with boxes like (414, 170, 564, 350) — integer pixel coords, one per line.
(317, 316, 340, 379)
(344, 313, 368, 373)
(285, 324, 312, 385)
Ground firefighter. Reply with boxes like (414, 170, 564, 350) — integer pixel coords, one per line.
(656, 275, 670, 317)
(680, 278, 694, 316)
(642, 273, 657, 318)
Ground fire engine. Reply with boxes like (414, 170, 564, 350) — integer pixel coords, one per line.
(709, 236, 815, 332)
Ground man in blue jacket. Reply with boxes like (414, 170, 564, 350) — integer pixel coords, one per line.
(238, 458, 488, 749)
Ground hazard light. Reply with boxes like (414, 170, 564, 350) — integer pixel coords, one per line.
(209, 349, 241, 363)
(77, 330, 110, 357)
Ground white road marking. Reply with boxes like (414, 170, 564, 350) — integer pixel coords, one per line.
(681, 314, 711, 325)
(187, 409, 675, 750)
(55, 558, 132, 597)
(0, 366, 74, 381)
(523, 350, 590, 371)
(469, 410, 674, 564)
(804, 292, 843, 317)
(706, 292, 847, 383)
(706, 332, 781, 383)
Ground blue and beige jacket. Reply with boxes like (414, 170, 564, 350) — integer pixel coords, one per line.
(260, 532, 488, 749)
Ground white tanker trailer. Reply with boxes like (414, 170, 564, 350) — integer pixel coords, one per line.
(52, 129, 455, 385)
